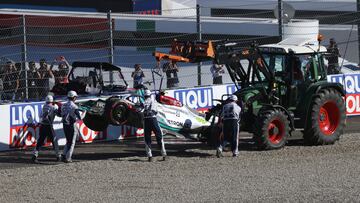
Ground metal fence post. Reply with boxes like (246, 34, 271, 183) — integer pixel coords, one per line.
(196, 4, 202, 86)
(108, 10, 114, 84)
(21, 15, 28, 100)
(278, 0, 283, 41)
(357, 0, 360, 63)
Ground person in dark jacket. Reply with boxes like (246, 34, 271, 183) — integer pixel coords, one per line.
(18, 61, 41, 100)
(163, 61, 179, 88)
(210, 60, 225, 84)
(2, 61, 19, 100)
(326, 38, 341, 74)
(131, 64, 145, 88)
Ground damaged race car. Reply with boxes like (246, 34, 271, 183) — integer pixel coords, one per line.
(80, 89, 212, 139)
(68, 62, 213, 140)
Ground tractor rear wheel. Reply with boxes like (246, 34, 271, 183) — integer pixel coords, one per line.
(104, 98, 129, 125)
(304, 88, 346, 145)
(254, 109, 290, 150)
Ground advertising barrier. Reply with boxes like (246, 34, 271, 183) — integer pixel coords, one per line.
(0, 73, 359, 151)
(8, 102, 108, 149)
(328, 74, 360, 116)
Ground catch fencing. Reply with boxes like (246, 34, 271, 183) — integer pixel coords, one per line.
(0, 1, 359, 101)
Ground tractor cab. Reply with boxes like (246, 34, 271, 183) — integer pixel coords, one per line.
(256, 38, 328, 108)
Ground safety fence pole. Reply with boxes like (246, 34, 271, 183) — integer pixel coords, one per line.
(196, 4, 202, 86)
(278, 0, 283, 41)
(357, 0, 360, 63)
(108, 10, 114, 84)
(21, 15, 28, 99)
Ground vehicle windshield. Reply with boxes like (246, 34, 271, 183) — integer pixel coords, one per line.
(295, 54, 326, 81)
(249, 53, 285, 83)
(263, 54, 285, 73)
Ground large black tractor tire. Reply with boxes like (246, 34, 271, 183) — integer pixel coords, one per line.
(304, 88, 346, 145)
(104, 98, 129, 125)
(254, 109, 290, 150)
(83, 113, 109, 131)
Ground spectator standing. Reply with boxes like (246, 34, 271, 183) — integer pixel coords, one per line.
(163, 61, 179, 88)
(2, 61, 19, 100)
(28, 61, 41, 100)
(210, 60, 225, 85)
(131, 64, 145, 88)
(326, 38, 341, 74)
(216, 95, 241, 158)
(61, 90, 81, 163)
(18, 61, 41, 100)
(32, 95, 61, 163)
(52, 56, 70, 84)
(38, 59, 55, 98)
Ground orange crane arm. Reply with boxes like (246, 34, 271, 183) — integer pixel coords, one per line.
(153, 40, 216, 63)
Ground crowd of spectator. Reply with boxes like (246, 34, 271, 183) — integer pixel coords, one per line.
(0, 56, 70, 101)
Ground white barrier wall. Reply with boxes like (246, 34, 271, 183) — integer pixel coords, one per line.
(0, 73, 358, 151)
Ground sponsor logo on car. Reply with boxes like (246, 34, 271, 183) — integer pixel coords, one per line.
(167, 119, 183, 127)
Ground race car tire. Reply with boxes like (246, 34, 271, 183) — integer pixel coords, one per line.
(105, 98, 129, 125)
(254, 109, 290, 150)
(304, 88, 346, 145)
(203, 125, 222, 147)
(83, 112, 109, 131)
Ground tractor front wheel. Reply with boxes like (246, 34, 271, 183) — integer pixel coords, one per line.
(304, 88, 346, 145)
(254, 109, 290, 150)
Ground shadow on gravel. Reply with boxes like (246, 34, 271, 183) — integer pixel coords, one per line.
(0, 150, 63, 168)
(286, 139, 307, 147)
(0, 137, 316, 170)
(73, 151, 144, 161)
(0, 155, 32, 164)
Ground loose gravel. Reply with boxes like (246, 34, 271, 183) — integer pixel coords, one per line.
(1, 133, 360, 202)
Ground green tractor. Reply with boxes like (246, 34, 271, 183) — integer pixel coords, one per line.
(205, 38, 346, 149)
(155, 38, 346, 149)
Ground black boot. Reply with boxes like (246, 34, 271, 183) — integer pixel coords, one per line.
(32, 155, 39, 164)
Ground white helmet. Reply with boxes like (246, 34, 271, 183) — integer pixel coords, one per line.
(144, 89, 151, 97)
(45, 95, 53, 103)
(67, 90, 78, 98)
(229, 95, 238, 101)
